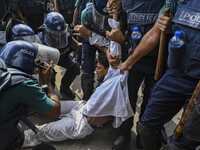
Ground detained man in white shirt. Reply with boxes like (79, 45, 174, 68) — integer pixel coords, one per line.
(23, 53, 133, 148)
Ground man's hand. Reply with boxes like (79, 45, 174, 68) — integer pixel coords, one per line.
(158, 13, 173, 34)
(87, 116, 113, 127)
(73, 25, 92, 37)
(106, 28, 125, 43)
(107, 0, 122, 16)
(118, 60, 133, 74)
(106, 48, 121, 68)
(39, 61, 53, 84)
(78, 42, 82, 48)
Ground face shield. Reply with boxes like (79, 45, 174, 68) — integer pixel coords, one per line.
(13, 35, 42, 44)
(43, 24, 68, 49)
(92, 1, 110, 31)
(33, 43, 60, 69)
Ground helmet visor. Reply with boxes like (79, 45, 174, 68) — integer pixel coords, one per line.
(33, 43, 60, 69)
(44, 26, 68, 49)
(92, 4, 106, 30)
(13, 35, 42, 44)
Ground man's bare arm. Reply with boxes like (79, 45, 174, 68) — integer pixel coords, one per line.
(119, 20, 161, 72)
(73, 7, 79, 25)
(39, 61, 60, 119)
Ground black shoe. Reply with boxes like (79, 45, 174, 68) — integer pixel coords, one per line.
(112, 135, 131, 150)
(32, 144, 56, 150)
(60, 87, 75, 100)
(136, 134, 143, 149)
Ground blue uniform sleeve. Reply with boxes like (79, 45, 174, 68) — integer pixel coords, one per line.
(18, 79, 55, 114)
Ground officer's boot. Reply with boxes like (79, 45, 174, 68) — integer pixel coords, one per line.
(112, 117, 133, 150)
(164, 142, 188, 150)
(60, 64, 80, 100)
(50, 69, 57, 89)
(136, 121, 161, 150)
(136, 133, 143, 149)
(81, 73, 94, 100)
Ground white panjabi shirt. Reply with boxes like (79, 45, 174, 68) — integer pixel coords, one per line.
(83, 18, 134, 128)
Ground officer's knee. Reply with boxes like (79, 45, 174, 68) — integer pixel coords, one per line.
(81, 72, 94, 79)
(71, 63, 80, 75)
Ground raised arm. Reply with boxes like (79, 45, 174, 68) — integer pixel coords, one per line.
(39, 61, 60, 118)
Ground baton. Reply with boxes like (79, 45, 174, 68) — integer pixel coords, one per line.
(173, 80, 200, 139)
(154, 8, 170, 80)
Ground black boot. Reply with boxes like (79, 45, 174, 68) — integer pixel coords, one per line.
(136, 121, 162, 150)
(81, 73, 94, 100)
(136, 134, 143, 149)
(32, 144, 56, 150)
(164, 142, 188, 150)
(112, 117, 133, 150)
(60, 64, 80, 100)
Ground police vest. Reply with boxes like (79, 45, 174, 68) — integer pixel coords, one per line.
(169, 0, 200, 79)
(59, 0, 75, 24)
(7, 0, 19, 17)
(0, 59, 36, 150)
(44, 0, 54, 14)
(19, 0, 44, 32)
(124, 0, 165, 73)
(0, 0, 7, 21)
(85, 2, 111, 37)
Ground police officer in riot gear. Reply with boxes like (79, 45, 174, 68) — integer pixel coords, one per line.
(135, 0, 200, 149)
(0, 40, 60, 150)
(38, 12, 80, 100)
(6, 23, 42, 43)
(76, 0, 111, 100)
(106, 0, 167, 149)
(117, 0, 200, 149)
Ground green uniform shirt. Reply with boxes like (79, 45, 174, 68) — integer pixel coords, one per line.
(0, 78, 55, 117)
(75, 0, 82, 8)
(81, 8, 87, 25)
(158, 0, 178, 17)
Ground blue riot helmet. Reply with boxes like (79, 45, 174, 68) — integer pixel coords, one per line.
(10, 24, 42, 43)
(0, 40, 60, 72)
(0, 40, 38, 72)
(4, 13, 24, 42)
(43, 12, 68, 49)
(92, 0, 110, 31)
(93, 0, 109, 16)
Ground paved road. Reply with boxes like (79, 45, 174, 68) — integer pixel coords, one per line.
(21, 66, 182, 150)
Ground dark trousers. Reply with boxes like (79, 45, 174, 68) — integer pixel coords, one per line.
(117, 68, 157, 137)
(140, 68, 200, 150)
